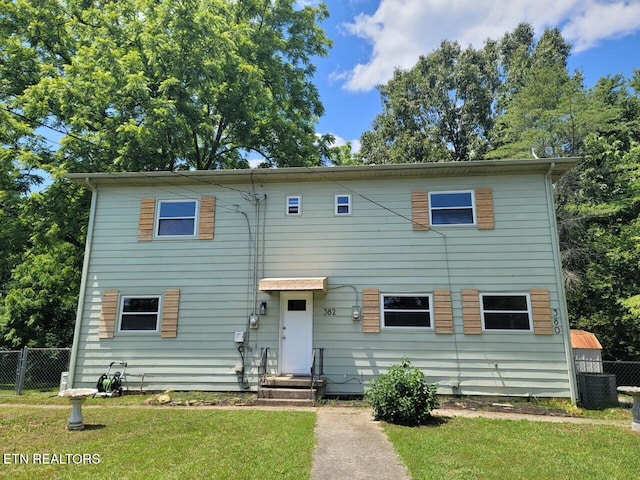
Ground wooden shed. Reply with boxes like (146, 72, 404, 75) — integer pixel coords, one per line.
(571, 330, 603, 373)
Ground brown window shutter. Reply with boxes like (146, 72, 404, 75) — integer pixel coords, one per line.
(462, 289, 482, 334)
(99, 290, 119, 339)
(362, 288, 380, 333)
(411, 190, 430, 231)
(138, 198, 156, 241)
(531, 289, 553, 335)
(433, 290, 454, 334)
(199, 196, 216, 240)
(475, 188, 495, 230)
(161, 289, 181, 338)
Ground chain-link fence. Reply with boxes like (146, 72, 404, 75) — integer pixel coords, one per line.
(0, 347, 71, 395)
(574, 358, 640, 409)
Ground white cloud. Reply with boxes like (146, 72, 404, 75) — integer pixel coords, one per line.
(326, 133, 361, 153)
(339, 0, 640, 92)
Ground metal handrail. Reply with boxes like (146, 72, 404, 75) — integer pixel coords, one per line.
(259, 347, 270, 382)
(310, 348, 324, 403)
(310, 349, 317, 402)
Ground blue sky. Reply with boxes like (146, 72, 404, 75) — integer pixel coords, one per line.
(312, 0, 640, 151)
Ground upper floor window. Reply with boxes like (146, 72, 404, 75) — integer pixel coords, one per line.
(157, 200, 197, 236)
(335, 194, 352, 215)
(481, 294, 532, 331)
(287, 195, 302, 216)
(119, 296, 161, 332)
(382, 294, 433, 329)
(429, 191, 474, 225)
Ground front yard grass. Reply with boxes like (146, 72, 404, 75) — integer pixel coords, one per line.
(0, 406, 315, 480)
(385, 416, 640, 479)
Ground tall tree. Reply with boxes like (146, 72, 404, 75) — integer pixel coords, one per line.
(360, 39, 500, 163)
(2, 0, 331, 171)
(488, 27, 578, 159)
(555, 72, 640, 359)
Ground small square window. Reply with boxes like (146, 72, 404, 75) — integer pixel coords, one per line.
(382, 294, 433, 329)
(430, 191, 474, 225)
(286, 196, 302, 215)
(119, 296, 161, 332)
(481, 294, 532, 331)
(157, 200, 197, 236)
(335, 194, 351, 215)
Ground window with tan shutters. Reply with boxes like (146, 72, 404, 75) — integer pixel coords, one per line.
(412, 189, 494, 230)
(138, 196, 215, 240)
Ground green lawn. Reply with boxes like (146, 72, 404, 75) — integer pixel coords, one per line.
(2, 393, 639, 479)
(385, 416, 640, 480)
(0, 407, 315, 480)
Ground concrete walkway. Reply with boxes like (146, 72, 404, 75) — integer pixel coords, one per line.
(311, 407, 410, 480)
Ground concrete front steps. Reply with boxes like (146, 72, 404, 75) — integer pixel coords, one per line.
(257, 375, 326, 407)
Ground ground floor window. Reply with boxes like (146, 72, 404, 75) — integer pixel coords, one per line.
(119, 296, 161, 332)
(382, 294, 433, 328)
(481, 294, 531, 331)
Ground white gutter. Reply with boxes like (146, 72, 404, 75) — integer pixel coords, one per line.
(68, 178, 98, 388)
(545, 163, 578, 403)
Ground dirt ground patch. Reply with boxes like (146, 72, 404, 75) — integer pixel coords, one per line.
(438, 397, 573, 416)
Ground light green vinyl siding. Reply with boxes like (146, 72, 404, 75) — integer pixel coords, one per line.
(71, 171, 573, 398)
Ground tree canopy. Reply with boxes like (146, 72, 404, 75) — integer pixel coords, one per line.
(2, 0, 331, 171)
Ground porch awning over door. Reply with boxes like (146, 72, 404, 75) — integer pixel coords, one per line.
(258, 277, 328, 293)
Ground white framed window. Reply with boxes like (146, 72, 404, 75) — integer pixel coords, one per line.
(156, 200, 197, 237)
(335, 194, 351, 215)
(429, 191, 475, 225)
(381, 294, 433, 329)
(119, 296, 161, 332)
(286, 195, 302, 215)
(481, 293, 532, 331)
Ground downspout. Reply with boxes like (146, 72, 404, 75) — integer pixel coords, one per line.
(545, 162, 578, 403)
(68, 178, 98, 388)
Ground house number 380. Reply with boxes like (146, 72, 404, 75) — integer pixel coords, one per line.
(323, 308, 336, 316)
(552, 309, 561, 334)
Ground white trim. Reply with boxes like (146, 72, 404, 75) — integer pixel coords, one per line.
(335, 194, 352, 216)
(429, 190, 476, 226)
(286, 195, 302, 216)
(118, 295, 162, 333)
(69, 182, 98, 387)
(155, 199, 198, 238)
(380, 293, 434, 330)
(480, 292, 533, 332)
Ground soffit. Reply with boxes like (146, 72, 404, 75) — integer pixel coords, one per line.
(66, 158, 579, 188)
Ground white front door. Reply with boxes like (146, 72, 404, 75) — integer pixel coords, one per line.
(280, 291, 313, 375)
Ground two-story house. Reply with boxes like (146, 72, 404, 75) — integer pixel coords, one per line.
(66, 158, 578, 402)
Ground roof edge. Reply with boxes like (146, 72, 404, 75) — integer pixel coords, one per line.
(66, 157, 580, 188)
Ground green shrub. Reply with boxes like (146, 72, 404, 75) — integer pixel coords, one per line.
(365, 357, 439, 426)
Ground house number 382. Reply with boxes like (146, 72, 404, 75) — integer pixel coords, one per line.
(323, 308, 336, 316)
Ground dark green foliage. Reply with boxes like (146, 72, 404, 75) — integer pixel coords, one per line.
(365, 358, 439, 426)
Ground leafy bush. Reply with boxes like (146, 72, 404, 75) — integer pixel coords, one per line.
(365, 357, 439, 426)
